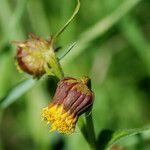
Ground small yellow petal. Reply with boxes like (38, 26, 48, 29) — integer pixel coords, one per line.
(42, 104, 77, 134)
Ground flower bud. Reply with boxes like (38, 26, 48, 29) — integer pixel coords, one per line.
(16, 34, 53, 78)
(42, 76, 94, 134)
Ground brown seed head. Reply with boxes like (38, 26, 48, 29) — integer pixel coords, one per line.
(16, 34, 53, 78)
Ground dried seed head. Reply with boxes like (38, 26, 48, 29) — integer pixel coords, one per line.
(15, 34, 53, 78)
(42, 76, 94, 134)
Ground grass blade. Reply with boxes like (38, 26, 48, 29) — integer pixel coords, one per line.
(0, 78, 36, 109)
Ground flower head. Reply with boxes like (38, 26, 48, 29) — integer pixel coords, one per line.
(42, 76, 94, 134)
(16, 34, 53, 78)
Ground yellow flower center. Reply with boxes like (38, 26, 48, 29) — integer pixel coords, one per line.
(42, 104, 77, 134)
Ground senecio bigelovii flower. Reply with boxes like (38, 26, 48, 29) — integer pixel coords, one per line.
(42, 76, 94, 134)
(15, 33, 55, 78)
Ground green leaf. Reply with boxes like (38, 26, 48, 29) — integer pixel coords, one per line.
(0, 78, 36, 109)
(96, 125, 150, 150)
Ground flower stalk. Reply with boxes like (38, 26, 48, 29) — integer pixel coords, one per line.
(85, 113, 97, 150)
(48, 49, 64, 79)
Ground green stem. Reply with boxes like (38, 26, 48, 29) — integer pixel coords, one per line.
(78, 116, 89, 143)
(49, 50, 64, 79)
(85, 112, 97, 150)
(52, 0, 80, 41)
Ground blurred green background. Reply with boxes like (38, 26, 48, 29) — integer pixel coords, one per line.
(0, 0, 150, 149)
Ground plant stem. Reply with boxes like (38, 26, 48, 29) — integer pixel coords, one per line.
(53, 0, 80, 41)
(85, 112, 97, 150)
(78, 116, 89, 143)
(49, 50, 64, 79)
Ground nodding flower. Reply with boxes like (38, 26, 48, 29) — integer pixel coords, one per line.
(42, 76, 94, 134)
(15, 33, 54, 78)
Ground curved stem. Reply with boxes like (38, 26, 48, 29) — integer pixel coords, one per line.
(52, 0, 80, 42)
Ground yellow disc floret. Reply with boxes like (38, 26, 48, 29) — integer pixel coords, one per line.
(42, 104, 77, 134)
